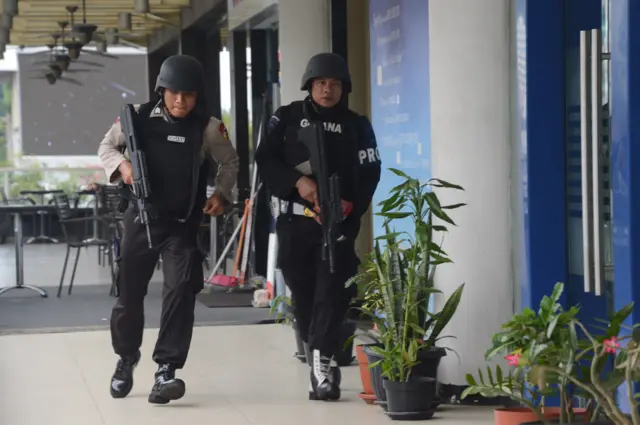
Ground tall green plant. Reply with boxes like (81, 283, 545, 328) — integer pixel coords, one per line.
(269, 294, 294, 325)
(347, 169, 466, 381)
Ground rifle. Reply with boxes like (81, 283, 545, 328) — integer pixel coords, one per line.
(118, 104, 156, 249)
(298, 121, 344, 274)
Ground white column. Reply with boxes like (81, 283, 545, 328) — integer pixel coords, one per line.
(429, 0, 515, 385)
(278, 0, 331, 105)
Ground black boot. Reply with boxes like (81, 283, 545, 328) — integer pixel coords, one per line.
(309, 349, 341, 401)
(110, 350, 141, 399)
(148, 364, 186, 404)
(328, 359, 341, 388)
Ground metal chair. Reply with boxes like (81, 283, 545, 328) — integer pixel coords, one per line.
(95, 185, 124, 296)
(53, 192, 114, 297)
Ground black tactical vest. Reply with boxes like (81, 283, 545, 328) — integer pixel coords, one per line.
(135, 101, 210, 222)
(282, 100, 359, 203)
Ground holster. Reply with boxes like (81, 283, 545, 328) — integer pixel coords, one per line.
(117, 182, 134, 213)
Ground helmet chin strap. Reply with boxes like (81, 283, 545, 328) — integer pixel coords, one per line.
(155, 92, 184, 124)
(156, 87, 205, 123)
(307, 92, 345, 116)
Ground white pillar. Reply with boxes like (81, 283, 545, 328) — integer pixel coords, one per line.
(429, 0, 515, 385)
(278, 0, 331, 105)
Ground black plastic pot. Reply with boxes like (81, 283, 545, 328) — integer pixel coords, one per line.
(364, 345, 446, 403)
(383, 376, 437, 420)
(412, 347, 446, 379)
(363, 345, 387, 402)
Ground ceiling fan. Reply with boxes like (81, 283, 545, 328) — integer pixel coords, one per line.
(29, 32, 105, 70)
(62, 5, 118, 60)
(30, 4, 117, 61)
(28, 71, 83, 87)
(25, 26, 101, 86)
(28, 41, 106, 70)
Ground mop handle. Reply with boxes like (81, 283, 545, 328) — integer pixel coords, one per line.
(207, 217, 245, 280)
(205, 187, 263, 281)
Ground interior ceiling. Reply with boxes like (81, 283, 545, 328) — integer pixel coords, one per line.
(5, 0, 190, 48)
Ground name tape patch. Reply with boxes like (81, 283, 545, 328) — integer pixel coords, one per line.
(358, 147, 381, 164)
(167, 135, 186, 143)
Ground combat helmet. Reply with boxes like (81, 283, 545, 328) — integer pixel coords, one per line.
(300, 53, 352, 94)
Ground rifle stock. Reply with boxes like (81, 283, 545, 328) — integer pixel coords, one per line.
(120, 104, 155, 249)
(299, 122, 344, 273)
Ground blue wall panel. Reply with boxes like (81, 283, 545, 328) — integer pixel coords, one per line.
(368, 0, 430, 238)
(611, 0, 640, 412)
(563, 0, 610, 329)
(514, 0, 568, 311)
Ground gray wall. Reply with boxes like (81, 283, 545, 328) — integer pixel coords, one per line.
(17, 51, 147, 156)
(429, 0, 515, 385)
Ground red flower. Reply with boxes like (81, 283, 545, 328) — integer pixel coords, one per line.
(505, 352, 520, 366)
(604, 337, 620, 354)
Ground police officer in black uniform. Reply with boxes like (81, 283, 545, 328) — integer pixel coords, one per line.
(255, 53, 381, 401)
(97, 55, 239, 404)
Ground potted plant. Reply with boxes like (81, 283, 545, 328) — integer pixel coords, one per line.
(347, 169, 466, 420)
(531, 315, 640, 425)
(356, 344, 377, 404)
(461, 282, 635, 425)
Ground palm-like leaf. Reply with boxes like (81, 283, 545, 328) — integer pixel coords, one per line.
(352, 169, 466, 381)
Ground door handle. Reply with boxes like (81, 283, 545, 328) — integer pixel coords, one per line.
(579, 30, 594, 294)
(590, 29, 605, 297)
(579, 29, 605, 297)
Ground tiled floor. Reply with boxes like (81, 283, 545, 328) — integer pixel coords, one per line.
(0, 244, 270, 334)
(0, 244, 495, 424)
(0, 243, 152, 290)
(0, 325, 495, 425)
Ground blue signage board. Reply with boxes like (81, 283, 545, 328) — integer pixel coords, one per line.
(368, 0, 431, 239)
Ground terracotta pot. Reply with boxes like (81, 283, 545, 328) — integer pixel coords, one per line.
(356, 345, 376, 404)
(358, 392, 377, 404)
(494, 407, 588, 425)
(542, 407, 588, 421)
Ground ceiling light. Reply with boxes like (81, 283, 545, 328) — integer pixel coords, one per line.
(97, 40, 107, 53)
(73, 23, 98, 45)
(134, 0, 150, 14)
(118, 12, 132, 31)
(105, 28, 119, 45)
(1, 14, 12, 30)
(0, 29, 10, 45)
(66, 42, 83, 60)
(2, 0, 17, 16)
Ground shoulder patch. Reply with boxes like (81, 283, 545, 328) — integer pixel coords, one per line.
(218, 122, 229, 140)
(268, 115, 280, 132)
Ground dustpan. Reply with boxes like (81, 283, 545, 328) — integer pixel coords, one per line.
(210, 274, 239, 287)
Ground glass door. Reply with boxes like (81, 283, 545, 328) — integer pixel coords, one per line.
(565, 0, 612, 313)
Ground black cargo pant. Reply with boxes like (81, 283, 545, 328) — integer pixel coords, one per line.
(277, 215, 358, 356)
(110, 208, 204, 369)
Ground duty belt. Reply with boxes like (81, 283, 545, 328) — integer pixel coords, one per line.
(270, 197, 315, 219)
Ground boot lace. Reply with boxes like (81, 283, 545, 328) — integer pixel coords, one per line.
(313, 352, 331, 379)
